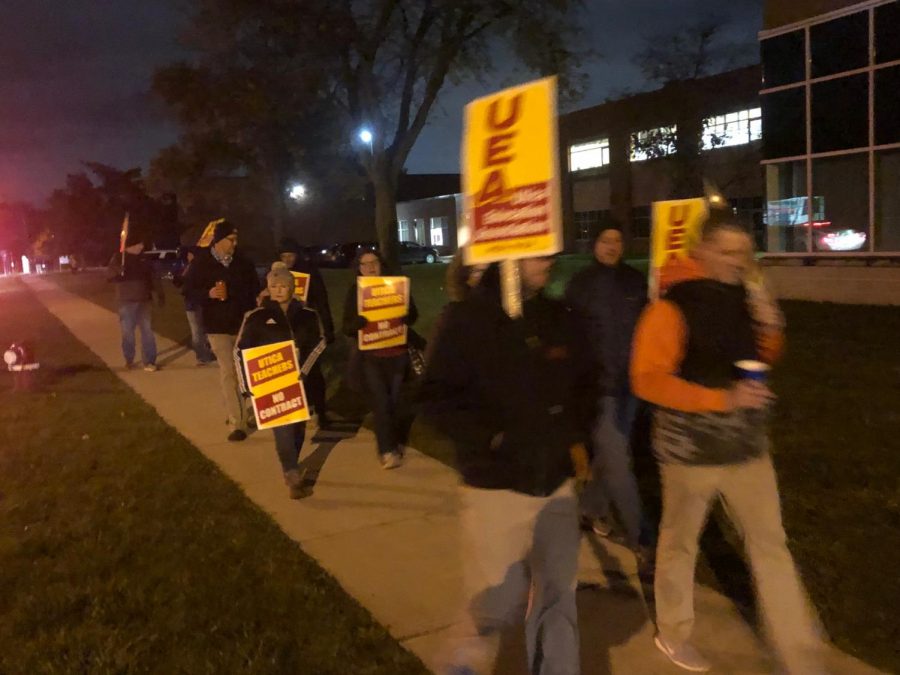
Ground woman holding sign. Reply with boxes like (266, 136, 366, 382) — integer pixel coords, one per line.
(236, 263, 325, 499)
(342, 249, 418, 469)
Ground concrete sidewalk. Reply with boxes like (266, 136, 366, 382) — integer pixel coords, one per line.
(28, 275, 882, 675)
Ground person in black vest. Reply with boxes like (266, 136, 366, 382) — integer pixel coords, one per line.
(632, 218, 823, 673)
(277, 237, 334, 428)
(183, 220, 259, 441)
(236, 263, 323, 498)
(565, 227, 650, 553)
(420, 257, 595, 675)
(107, 230, 164, 371)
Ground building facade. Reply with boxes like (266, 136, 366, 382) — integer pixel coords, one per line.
(559, 66, 765, 253)
(761, 0, 900, 253)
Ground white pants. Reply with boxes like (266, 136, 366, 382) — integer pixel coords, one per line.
(446, 481, 581, 675)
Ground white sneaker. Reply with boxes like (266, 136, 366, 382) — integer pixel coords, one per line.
(654, 635, 711, 672)
(143, 364, 158, 372)
(380, 452, 402, 470)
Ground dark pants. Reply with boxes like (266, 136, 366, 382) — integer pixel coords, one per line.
(361, 353, 407, 456)
(306, 362, 328, 418)
(272, 422, 307, 473)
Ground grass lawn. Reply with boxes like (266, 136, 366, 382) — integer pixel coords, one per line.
(50, 260, 900, 672)
(0, 276, 428, 674)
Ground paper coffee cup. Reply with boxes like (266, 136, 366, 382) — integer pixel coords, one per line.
(734, 359, 770, 382)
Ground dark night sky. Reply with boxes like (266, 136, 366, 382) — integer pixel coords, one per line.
(0, 0, 761, 205)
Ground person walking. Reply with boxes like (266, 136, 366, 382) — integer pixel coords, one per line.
(341, 249, 418, 469)
(107, 232, 164, 372)
(631, 217, 824, 673)
(565, 227, 649, 553)
(236, 263, 323, 499)
(420, 257, 595, 675)
(173, 246, 215, 366)
(183, 220, 260, 441)
(277, 237, 334, 428)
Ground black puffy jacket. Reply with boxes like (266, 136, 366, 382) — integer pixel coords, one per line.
(182, 247, 259, 335)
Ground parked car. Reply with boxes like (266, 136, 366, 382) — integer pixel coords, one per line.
(141, 249, 182, 280)
(319, 241, 378, 268)
(398, 241, 439, 265)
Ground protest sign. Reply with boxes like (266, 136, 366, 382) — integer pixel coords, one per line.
(291, 271, 310, 303)
(357, 276, 410, 351)
(649, 198, 709, 299)
(240, 340, 310, 430)
(197, 218, 225, 247)
(461, 76, 562, 265)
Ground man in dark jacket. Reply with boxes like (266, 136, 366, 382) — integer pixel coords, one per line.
(277, 237, 334, 427)
(107, 232, 164, 371)
(183, 220, 259, 441)
(565, 227, 648, 551)
(420, 257, 594, 675)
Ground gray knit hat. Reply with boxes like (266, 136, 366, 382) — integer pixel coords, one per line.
(267, 261, 295, 290)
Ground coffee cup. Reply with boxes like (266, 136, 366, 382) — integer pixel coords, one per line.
(734, 359, 770, 382)
(215, 280, 227, 301)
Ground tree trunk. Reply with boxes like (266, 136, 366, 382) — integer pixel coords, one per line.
(372, 170, 400, 272)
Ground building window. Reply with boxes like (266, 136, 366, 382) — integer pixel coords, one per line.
(811, 74, 868, 153)
(875, 149, 900, 251)
(875, 66, 900, 146)
(765, 162, 810, 253)
(413, 218, 426, 244)
(633, 206, 651, 238)
(812, 154, 869, 252)
(397, 219, 410, 241)
(875, 2, 900, 64)
(574, 211, 600, 241)
(630, 127, 676, 162)
(761, 30, 805, 88)
(430, 216, 448, 247)
(702, 108, 762, 150)
(762, 88, 806, 160)
(810, 12, 869, 78)
(569, 139, 610, 172)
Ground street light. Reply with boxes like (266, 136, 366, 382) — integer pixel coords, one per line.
(288, 183, 307, 201)
(358, 128, 373, 145)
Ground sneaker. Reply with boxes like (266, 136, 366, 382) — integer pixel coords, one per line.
(654, 635, 711, 672)
(380, 452, 402, 470)
(143, 364, 158, 372)
(227, 429, 247, 442)
(580, 514, 613, 537)
(284, 468, 311, 499)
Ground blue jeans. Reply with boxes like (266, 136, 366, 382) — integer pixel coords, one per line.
(118, 301, 157, 366)
(185, 308, 214, 363)
(580, 394, 646, 548)
(361, 353, 407, 456)
(272, 422, 307, 473)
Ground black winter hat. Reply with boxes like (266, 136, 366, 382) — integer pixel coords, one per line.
(277, 237, 301, 255)
(211, 219, 238, 245)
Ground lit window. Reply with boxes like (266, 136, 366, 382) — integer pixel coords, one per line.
(398, 220, 410, 241)
(630, 126, 677, 161)
(430, 217, 448, 247)
(569, 138, 610, 171)
(702, 108, 762, 150)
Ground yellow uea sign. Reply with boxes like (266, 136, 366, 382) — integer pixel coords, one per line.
(461, 76, 562, 265)
(649, 198, 709, 299)
(357, 276, 410, 351)
(240, 340, 310, 430)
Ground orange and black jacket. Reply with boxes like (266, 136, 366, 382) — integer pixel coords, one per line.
(631, 259, 784, 465)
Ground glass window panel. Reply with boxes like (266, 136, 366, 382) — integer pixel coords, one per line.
(810, 12, 869, 78)
(398, 220, 410, 241)
(766, 161, 810, 252)
(875, 2, 900, 64)
(875, 150, 900, 251)
(569, 138, 610, 171)
(811, 74, 868, 153)
(762, 31, 805, 88)
(875, 66, 900, 146)
(632, 206, 651, 238)
(630, 127, 677, 161)
(762, 89, 806, 159)
(812, 154, 870, 252)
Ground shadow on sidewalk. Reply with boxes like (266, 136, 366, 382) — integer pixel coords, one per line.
(299, 422, 362, 489)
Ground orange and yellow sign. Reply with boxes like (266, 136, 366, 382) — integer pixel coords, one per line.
(197, 218, 225, 247)
(461, 76, 562, 265)
(240, 340, 310, 430)
(650, 198, 709, 299)
(291, 272, 310, 303)
(357, 276, 409, 351)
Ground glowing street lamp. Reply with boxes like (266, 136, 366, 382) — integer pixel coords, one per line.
(358, 128, 373, 145)
(288, 183, 307, 201)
